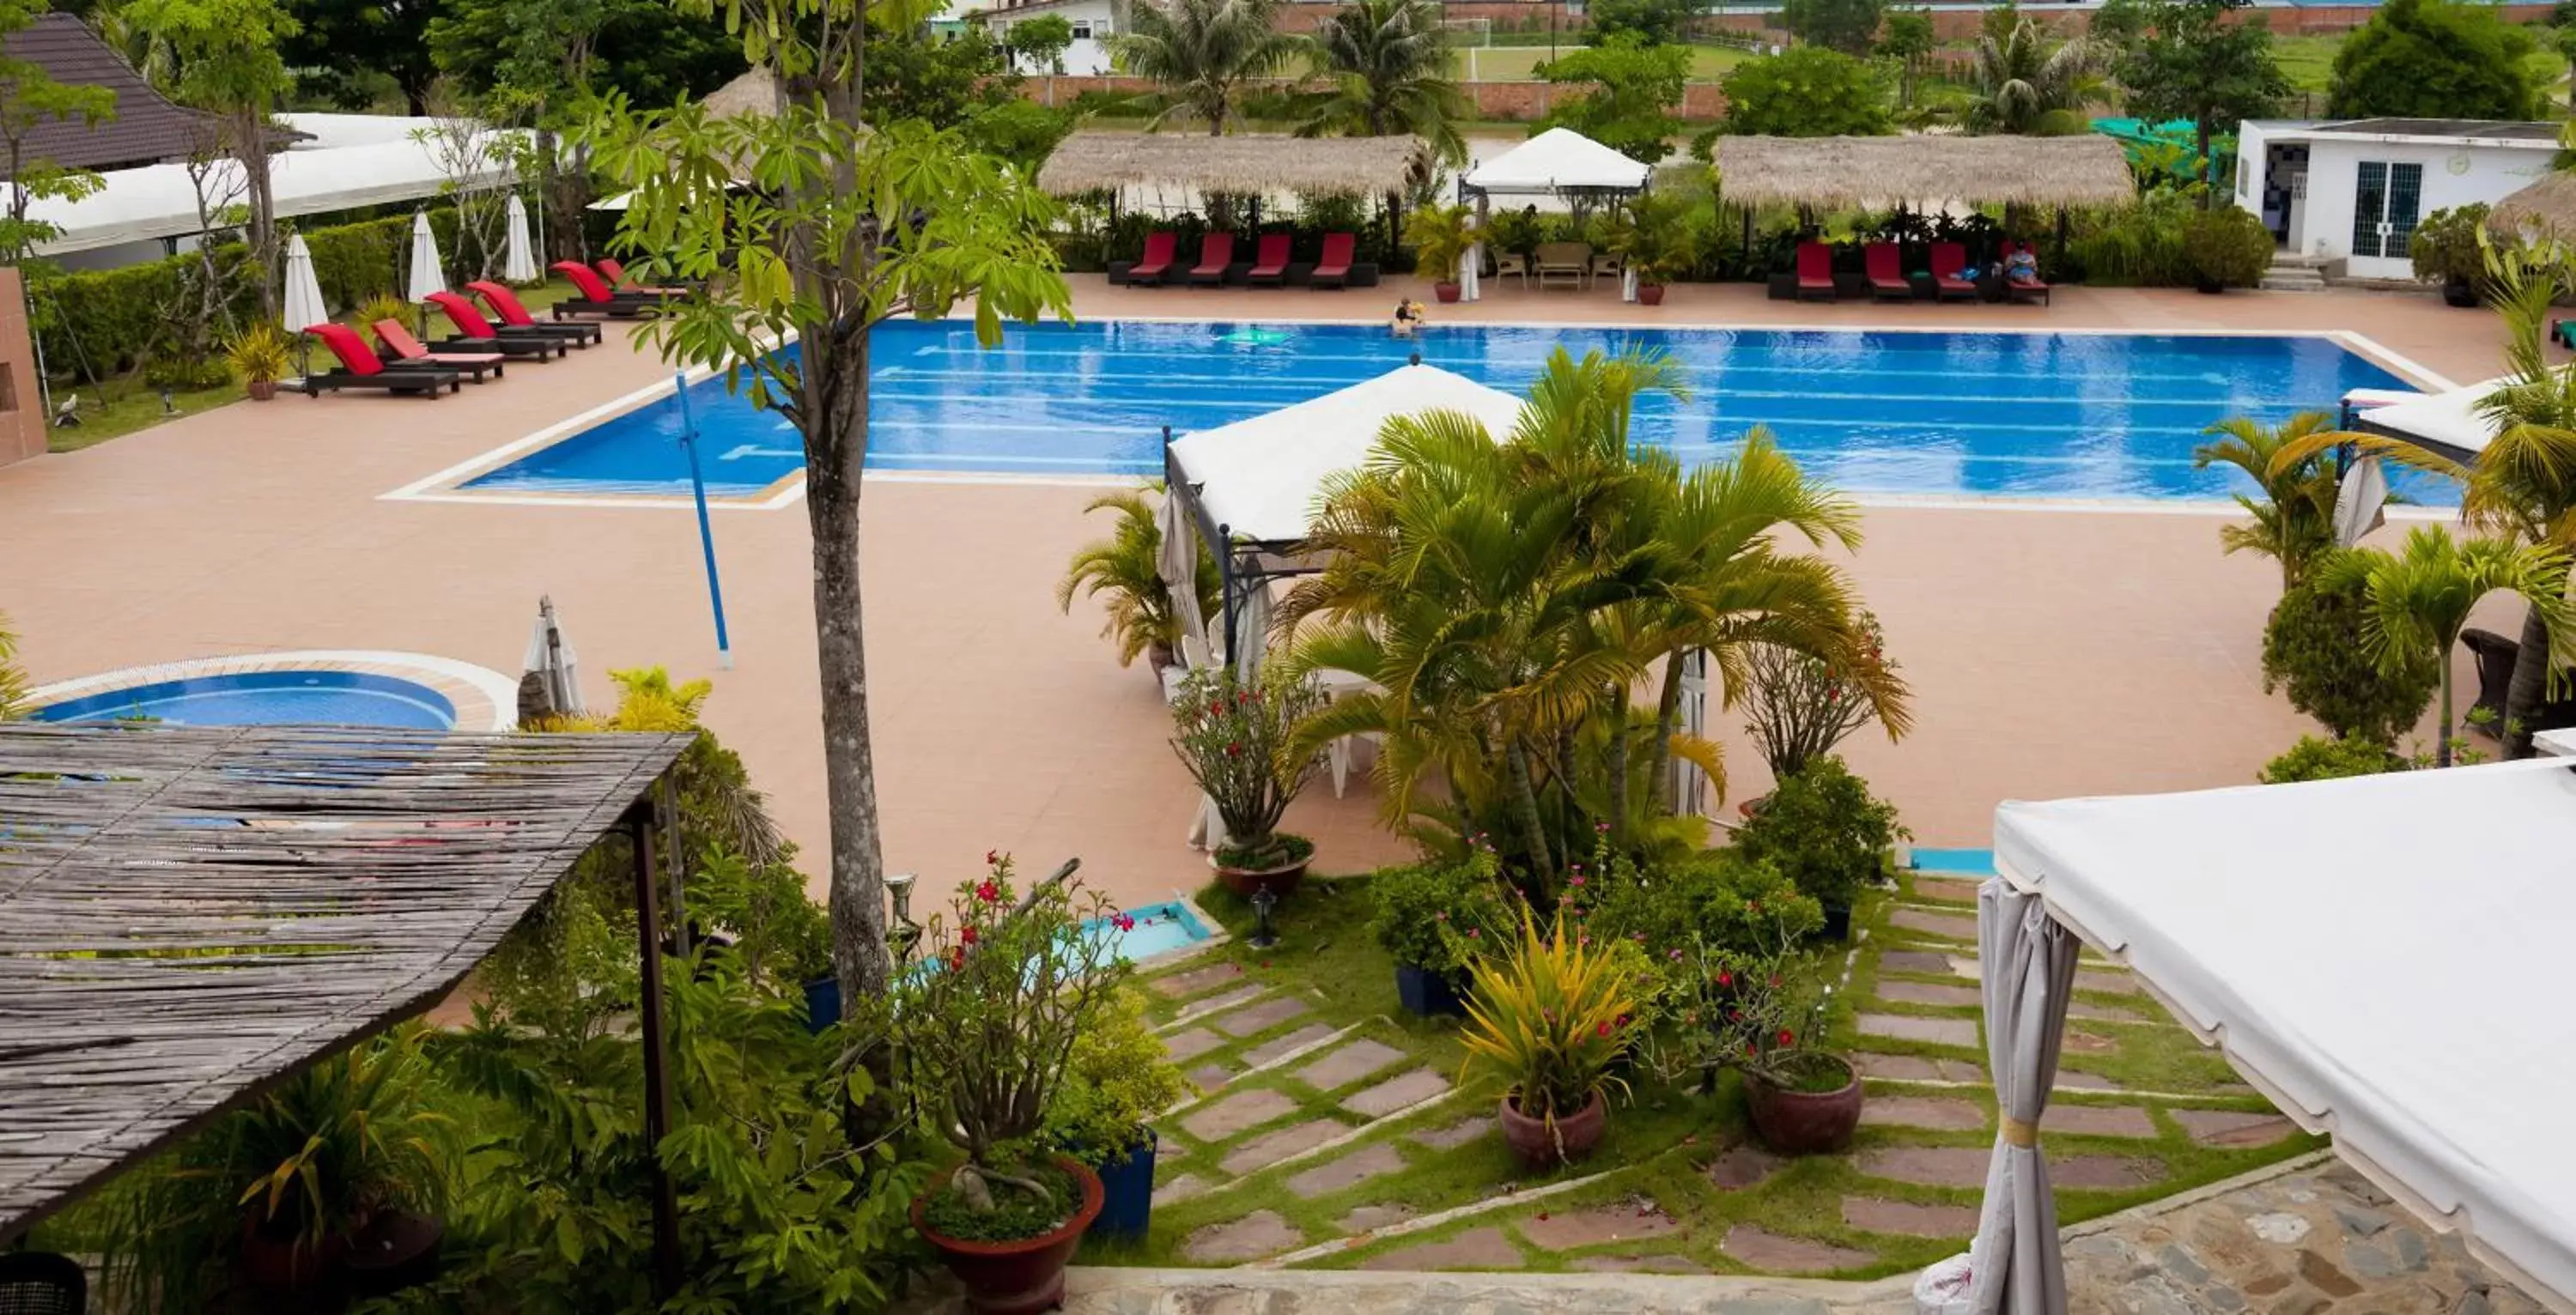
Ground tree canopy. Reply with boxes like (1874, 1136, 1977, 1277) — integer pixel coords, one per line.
(2114, 0, 2287, 197)
(279, 0, 436, 112)
(1535, 33, 1690, 165)
(1717, 44, 1892, 136)
(1298, 0, 1468, 166)
(1782, 0, 1886, 56)
(1587, 0, 1694, 46)
(2326, 0, 2541, 120)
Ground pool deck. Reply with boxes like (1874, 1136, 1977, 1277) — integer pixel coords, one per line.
(0, 278, 2527, 911)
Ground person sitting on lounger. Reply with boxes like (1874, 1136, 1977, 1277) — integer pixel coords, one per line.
(2003, 246, 2040, 284)
(1391, 299, 1425, 338)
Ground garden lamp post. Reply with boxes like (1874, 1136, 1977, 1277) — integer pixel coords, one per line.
(886, 870, 922, 967)
(1247, 888, 1279, 950)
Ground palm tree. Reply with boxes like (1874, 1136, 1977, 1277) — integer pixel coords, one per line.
(2191, 411, 2343, 590)
(1963, 16, 2099, 136)
(1112, 0, 1309, 135)
(1056, 482, 1223, 668)
(2325, 527, 2576, 767)
(0, 610, 27, 719)
(1296, 0, 1468, 167)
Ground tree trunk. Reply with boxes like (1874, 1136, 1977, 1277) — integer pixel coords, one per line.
(1504, 741, 1553, 888)
(2436, 661, 2455, 769)
(1604, 684, 1629, 848)
(240, 112, 276, 320)
(1648, 655, 1686, 812)
(2503, 601, 2552, 759)
(2196, 117, 2215, 210)
(806, 328, 895, 1007)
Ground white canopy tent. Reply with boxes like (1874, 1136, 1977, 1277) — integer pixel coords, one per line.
(2352, 379, 2505, 462)
(1461, 127, 1652, 197)
(1982, 761, 2576, 1312)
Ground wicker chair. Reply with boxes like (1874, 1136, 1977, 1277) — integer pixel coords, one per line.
(0, 1252, 86, 1315)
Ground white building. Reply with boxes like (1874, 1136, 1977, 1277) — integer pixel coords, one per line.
(2235, 118, 2558, 281)
(978, 0, 1119, 76)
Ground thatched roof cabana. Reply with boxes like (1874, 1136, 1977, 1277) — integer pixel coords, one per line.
(1712, 135, 2137, 209)
(2488, 171, 2576, 239)
(704, 67, 783, 118)
(1037, 131, 1425, 198)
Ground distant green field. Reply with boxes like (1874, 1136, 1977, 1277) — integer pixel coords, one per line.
(1448, 40, 1753, 82)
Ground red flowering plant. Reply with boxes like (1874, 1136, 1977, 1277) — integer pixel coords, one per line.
(880, 852, 1131, 1242)
(1170, 665, 1327, 871)
(1642, 898, 1846, 1094)
(1740, 609, 1904, 782)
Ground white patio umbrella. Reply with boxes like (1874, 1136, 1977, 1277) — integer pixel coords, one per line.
(1458, 245, 1481, 304)
(279, 234, 327, 379)
(1964, 881, 2082, 1315)
(405, 210, 444, 304)
(519, 596, 585, 724)
(1674, 649, 1708, 816)
(502, 194, 539, 282)
(2334, 454, 2388, 548)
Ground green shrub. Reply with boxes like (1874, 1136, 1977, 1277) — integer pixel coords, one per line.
(1717, 45, 1893, 137)
(1369, 851, 1514, 974)
(2410, 203, 2491, 288)
(1580, 848, 1823, 966)
(1733, 756, 1906, 912)
(2068, 191, 2194, 286)
(2327, 0, 2539, 121)
(2182, 205, 2275, 289)
(2263, 556, 2438, 745)
(2259, 734, 2407, 783)
(1044, 982, 1188, 1164)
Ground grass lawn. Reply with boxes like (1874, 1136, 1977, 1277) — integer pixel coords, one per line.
(1096, 865, 2320, 1277)
(1450, 40, 1752, 82)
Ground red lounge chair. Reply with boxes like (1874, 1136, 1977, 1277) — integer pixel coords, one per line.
(1188, 232, 1235, 287)
(1795, 242, 1834, 300)
(371, 318, 506, 381)
(1309, 232, 1356, 289)
(550, 261, 660, 318)
(424, 291, 568, 359)
(1128, 230, 1177, 285)
(466, 280, 603, 346)
(1245, 233, 1291, 286)
(1930, 242, 1978, 300)
(300, 323, 458, 397)
(2004, 242, 2051, 306)
(596, 257, 690, 294)
(1864, 243, 1911, 300)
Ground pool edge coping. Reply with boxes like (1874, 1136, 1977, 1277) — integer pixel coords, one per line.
(25, 650, 521, 732)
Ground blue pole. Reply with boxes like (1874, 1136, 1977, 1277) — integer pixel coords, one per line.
(672, 371, 734, 670)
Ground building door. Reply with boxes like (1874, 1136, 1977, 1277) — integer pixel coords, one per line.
(2349, 161, 2424, 259)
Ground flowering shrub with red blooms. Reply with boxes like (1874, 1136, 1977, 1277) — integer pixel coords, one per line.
(1740, 609, 1901, 781)
(1169, 665, 1326, 870)
(1644, 896, 1845, 1094)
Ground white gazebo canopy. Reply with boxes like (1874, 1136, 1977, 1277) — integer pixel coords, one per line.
(1166, 363, 1526, 547)
(1991, 760, 2576, 1311)
(1462, 127, 1651, 197)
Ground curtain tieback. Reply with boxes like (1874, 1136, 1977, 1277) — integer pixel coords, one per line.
(2001, 1117, 2039, 1148)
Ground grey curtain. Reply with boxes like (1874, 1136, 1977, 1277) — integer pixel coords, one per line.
(1966, 878, 2081, 1315)
(1157, 490, 1211, 671)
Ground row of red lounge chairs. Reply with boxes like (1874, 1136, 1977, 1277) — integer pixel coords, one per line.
(294, 258, 685, 398)
(1793, 240, 2050, 306)
(1126, 231, 1360, 288)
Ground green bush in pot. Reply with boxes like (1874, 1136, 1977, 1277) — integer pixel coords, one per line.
(2410, 203, 2492, 305)
(1732, 756, 1905, 931)
(1170, 665, 1327, 885)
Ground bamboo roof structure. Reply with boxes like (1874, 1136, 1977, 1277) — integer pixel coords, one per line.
(2489, 171, 2576, 239)
(0, 722, 692, 1242)
(1712, 134, 2138, 209)
(704, 68, 784, 119)
(1037, 131, 1426, 198)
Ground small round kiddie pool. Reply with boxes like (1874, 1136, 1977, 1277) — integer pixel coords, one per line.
(24, 651, 519, 731)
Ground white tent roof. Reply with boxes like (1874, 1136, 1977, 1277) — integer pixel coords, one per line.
(1462, 127, 1650, 195)
(2357, 378, 2504, 458)
(1994, 760, 2576, 1311)
(1168, 364, 1526, 545)
(276, 113, 449, 150)
(21, 130, 520, 256)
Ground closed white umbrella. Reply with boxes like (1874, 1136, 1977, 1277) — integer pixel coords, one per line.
(1675, 649, 1708, 816)
(1230, 577, 1270, 681)
(502, 194, 539, 282)
(279, 234, 327, 379)
(519, 596, 585, 724)
(2334, 454, 2389, 548)
(1458, 244, 1481, 304)
(1157, 488, 1210, 671)
(405, 210, 444, 303)
(1963, 881, 2083, 1315)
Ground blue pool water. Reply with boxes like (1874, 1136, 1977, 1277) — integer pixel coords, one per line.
(33, 670, 458, 730)
(1092, 900, 1213, 961)
(462, 319, 2437, 503)
(1909, 847, 1999, 876)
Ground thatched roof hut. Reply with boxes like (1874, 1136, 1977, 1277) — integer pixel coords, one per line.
(704, 68, 783, 118)
(1712, 135, 2137, 209)
(1037, 131, 1425, 198)
(2488, 172, 2576, 239)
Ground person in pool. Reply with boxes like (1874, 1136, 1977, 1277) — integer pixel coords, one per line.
(1391, 299, 1425, 337)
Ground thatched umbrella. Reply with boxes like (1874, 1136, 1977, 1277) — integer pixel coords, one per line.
(1710, 134, 2136, 211)
(2489, 172, 2576, 240)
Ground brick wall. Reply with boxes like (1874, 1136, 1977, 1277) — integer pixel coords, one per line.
(1018, 75, 1727, 120)
(1716, 0, 2550, 39)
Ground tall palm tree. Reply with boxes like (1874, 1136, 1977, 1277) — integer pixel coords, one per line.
(2325, 527, 2576, 767)
(1112, 0, 1309, 135)
(1296, 0, 1468, 167)
(2191, 411, 2343, 590)
(1963, 16, 2099, 136)
(1056, 482, 1224, 668)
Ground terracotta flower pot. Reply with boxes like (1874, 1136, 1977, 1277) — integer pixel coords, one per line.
(1497, 1090, 1606, 1169)
(246, 379, 279, 402)
(1637, 284, 1667, 306)
(914, 1156, 1105, 1315)
(1434, 282, 1461, 303)
(238, 1214, 347, 1293)
(1744, 1055, 1863, 1154)
(1214, 837, 1309, 899)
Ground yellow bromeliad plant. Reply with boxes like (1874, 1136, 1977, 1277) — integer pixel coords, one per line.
(1459, 910, 1642, 1126)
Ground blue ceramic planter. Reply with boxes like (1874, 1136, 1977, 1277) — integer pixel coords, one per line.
(1087, 1131, 1157, 1240)
(1394, 963, 1466, 1018)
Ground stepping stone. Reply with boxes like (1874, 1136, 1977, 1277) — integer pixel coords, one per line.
(2056, 1070, 2119, 1092)
(1155, 1173, 1212, 1206)
(1188, 1064, 1233, 1093)
(2046, 1106, 2157, 1139)
(1844, 1197, 1982, 1238)
(1517, 1202, 1679, 1249)
(1948, 956, 1983, 982)
(1721, 1226, 1874, 1275)
(1859, 1146, 1999, 1188)
(1913, 877, 1984, 903)
(1342, 1068, 1451, 1118)
(2063, 1030, 2117, 1054)
(2068, 1004, 2145, 1025)
(1857, 1013, 1980, 1047)
(1937, 1059, 1990, 1082)
(1358, 1226, 1522, 1271)
(1874, 980, 1983, 1009)
(1241, 1023, 1335, 1069)
(1339, 1204, 1416, 1234)
(2172, 1109, 2300, 1148)
(1178, 985, 1266, 1021)
(2052, 1155, 2168, 1190)
(2075, 969, 2139, 997)
(1573, 1255, 1710, 1275)
(1212, 994, 1311, 1037)
(1294, 1039, 1406, 1091)
(1879, 949, 1956, 977)
(1861, 1096, 1988, 1132)
(1182, 1209, 1303, 1263)
(1408, 1116, 1492, 1150)
(1706, 1142, 1786, 1191)
(1854, 1052, 1945, 1082)
(1153, 961, 1242, 999)
(1890, 908, 1980, 941)
(1180, 1088, 1299, 1141)
(1221, 1118, 1346, 1175)
(1163, 1027, 1224, 1062)
(1286, 1142, 1406, 1198)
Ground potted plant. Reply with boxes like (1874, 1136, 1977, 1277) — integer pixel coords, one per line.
(1045, 981, 1187, 1241)
(1368, 851, 1510, 1017)
(2180, 205, 2274, 294)
(1735, 755, 1907, 942)
(1058, 481, 1221, 676)
(891, 854, 1128, 1313)
(1738, 609, 1900, 831)
(1703, 930, 1859, 1155)
(1613, 191, 1704, 306)
(1404, 202, 1476, 303)
(1459, 910, 1643, 1169)
(2410, 203, 2492, 307)
(227, 323, 293, 401)
(1170, 665, 1326, 898)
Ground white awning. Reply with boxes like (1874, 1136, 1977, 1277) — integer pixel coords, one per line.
(1994, 760, 2576, 1312)
(1167, 364, 1526, 545)
(1462, 127, 1651, 196)
(2356, 378, 2505, 458)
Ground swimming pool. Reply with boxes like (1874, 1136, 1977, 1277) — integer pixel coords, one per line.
(457, 319, 2437, 504)
(31, 670, 459, 730)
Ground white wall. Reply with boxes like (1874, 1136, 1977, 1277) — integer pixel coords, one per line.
(986, 3, 1118, 76)
(2267, 138, 2551, 279)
